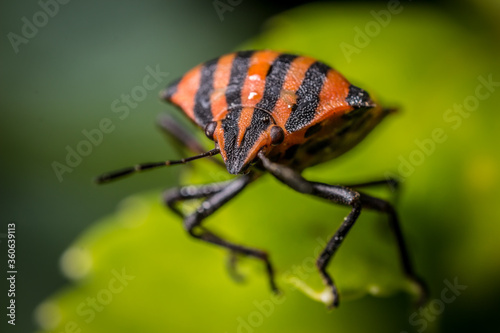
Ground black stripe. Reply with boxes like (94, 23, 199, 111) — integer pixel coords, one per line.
(225, 51, 255, 109)
(222, 51, 255, 174)
(193, 58, 218, 126)
(256, 54, 297, 112)
(162, 77, 181, 100)
(239, 109, 272, 158)
(224, 53, 296, 174)
(285, 61, 331, 133)
(222, 54, 299, 173)
(345, 84, 372, 108)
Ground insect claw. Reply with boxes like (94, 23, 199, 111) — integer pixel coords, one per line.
(409, 275, 429, 308)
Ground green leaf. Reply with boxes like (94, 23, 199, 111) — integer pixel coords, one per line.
(35, 154, 416, 330)
(36, 3, 500, 333)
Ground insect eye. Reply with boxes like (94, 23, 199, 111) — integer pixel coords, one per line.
(270, 126, 285, 146)
(204, 121, 217, 141)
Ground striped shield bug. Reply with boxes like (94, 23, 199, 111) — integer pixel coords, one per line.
(96, 50, 427, 308)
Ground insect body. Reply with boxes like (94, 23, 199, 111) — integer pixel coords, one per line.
(97, 50, 427, 308)
(163, 50, 386, 174)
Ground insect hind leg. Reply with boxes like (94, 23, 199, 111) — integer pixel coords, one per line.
(358, 192, 428, 306)
(342, 177, 400, 192)
(343, 177, 401, 205)
(343, 179, 427, 304)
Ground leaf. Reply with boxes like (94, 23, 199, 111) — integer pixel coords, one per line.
(36, 3, 500, 333)
(35, 153, 415, 330)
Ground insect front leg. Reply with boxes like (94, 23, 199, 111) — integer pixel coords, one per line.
(259, 152, 362, 307)
(165, 173, 278, 293)
(164, 179, 251, 281)
(164, 179, 244, 280)
(163, 180, 234, 216)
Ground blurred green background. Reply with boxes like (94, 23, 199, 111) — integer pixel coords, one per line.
(1, 0, 499, 332)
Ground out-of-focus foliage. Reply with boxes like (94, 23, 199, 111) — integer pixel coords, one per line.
(36, 2, 500, 333)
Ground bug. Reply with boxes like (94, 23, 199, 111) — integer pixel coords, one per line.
(96, 50, 427, 308)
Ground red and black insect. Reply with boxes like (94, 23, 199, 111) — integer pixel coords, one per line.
(96, 50, 427, 308)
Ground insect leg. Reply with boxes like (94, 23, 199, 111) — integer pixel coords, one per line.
(341, 179, 426, 303)
(258, 152, 361, 307)
(173, 173, 278, 292)
(163, 179, 252, 281)
(343, 177, 402, 207)
(259, 152, 425, 307)
(163, 180, 233, 216)
(312, 184, 362, 308)
(157, 114, 208, 156)
(342, 178, 400, 192)
(157, 114, 224, 168)
(164, 179, 247, 281)
(357, 191, 428, 306)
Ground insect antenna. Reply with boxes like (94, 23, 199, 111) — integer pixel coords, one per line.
(95, 148, 220, 184)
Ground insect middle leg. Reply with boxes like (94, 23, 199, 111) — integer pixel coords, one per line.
(163, 173, 278, 292)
